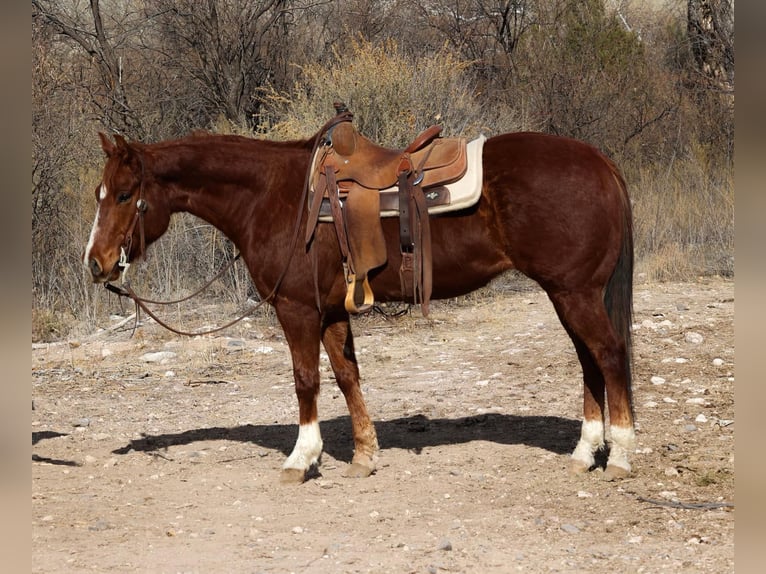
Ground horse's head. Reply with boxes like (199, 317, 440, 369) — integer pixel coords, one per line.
(84, 133, 171, 283)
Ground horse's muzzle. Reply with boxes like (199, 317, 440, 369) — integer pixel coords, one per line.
(88, 257, 103, 279)
(87, 257, 121, 283)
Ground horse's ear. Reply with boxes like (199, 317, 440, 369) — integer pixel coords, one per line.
(113, 134, 128, 149)
(98, 132, 116, 157)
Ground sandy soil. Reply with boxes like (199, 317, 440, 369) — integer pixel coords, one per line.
(32, 277, 734, 573)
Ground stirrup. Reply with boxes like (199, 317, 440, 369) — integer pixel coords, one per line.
(344, 273, 375, 314)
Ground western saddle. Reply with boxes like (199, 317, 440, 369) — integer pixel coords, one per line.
(305, 103, 468, 316)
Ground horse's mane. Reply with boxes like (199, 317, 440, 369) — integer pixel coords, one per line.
(161, 129, 317, 150)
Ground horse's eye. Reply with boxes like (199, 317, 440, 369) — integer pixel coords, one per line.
(117, 192, 132, 204)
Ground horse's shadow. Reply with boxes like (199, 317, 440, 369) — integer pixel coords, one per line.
(32, 431, 81, 466)
(111, 413, 581, 462)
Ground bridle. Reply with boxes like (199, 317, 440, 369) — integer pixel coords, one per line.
(117, 197, 147, 286)
(103, 147, 268, 337)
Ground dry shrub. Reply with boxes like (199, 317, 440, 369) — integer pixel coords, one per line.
(32, 308, 75, 344)
(260, 38, 520, 144)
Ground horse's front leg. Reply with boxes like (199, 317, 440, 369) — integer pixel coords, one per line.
(275, 302, 324, 484)
(321, 312, 379, 478)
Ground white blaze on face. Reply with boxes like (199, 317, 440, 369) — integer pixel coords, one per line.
(84, 183, 107, 265)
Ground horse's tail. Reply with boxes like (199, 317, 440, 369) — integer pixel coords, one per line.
(603, 161, 634, 415)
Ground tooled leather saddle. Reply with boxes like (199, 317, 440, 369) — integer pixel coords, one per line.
(305, 103, 468, 316)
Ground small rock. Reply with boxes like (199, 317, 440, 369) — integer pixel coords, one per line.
(684, 424, 697, 432)
(291, 526, 304, 534)
(139, 351, 177, 363)
(663, 397, 677, 404)
(643, 401, 659, 408)
(164, 371, 175, 377)
(712, 358, 724, 366)
(650, 376, 666, 385)
(577, 491, 593, 498)
(695, 414, 708, 423)
(437, 539, 453, 551)
(685, 398, 706, 405)
(561, 524, 580, 534)
(101, 348, 113, 358)
(88, 519, 112, 531)
(73, 418, 91, 428)
(684, 332, 704, 344)
(664, 467, 679, 476)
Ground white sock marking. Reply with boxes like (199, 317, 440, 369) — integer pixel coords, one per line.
(283, 421, 323, 471)
(607, 425, 636, 471)
(571, 419, 605, 467)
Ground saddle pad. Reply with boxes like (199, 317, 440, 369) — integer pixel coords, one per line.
(315, 134, 486, 222)
(379, 134, 486, 217)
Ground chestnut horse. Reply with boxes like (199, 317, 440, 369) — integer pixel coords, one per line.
(84, 125, 635, 482)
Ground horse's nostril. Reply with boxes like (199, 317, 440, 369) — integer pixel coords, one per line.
(88, 258, 102, 277)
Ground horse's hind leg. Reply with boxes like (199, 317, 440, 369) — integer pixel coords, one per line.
(566, 333, 607, 474)
(321, 314, 379, 477)
(549, 289, 635, 480)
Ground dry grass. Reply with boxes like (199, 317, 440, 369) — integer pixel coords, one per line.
(630, 148, 734, 281)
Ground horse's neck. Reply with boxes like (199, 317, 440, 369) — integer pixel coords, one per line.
(158, 138, 308, 243)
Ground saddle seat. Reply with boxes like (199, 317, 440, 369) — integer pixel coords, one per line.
(314, 120, 467, 192)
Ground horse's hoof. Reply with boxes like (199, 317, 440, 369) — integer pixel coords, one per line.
(342, 462, 374, 478)
(603, 464, 631, 481)
(280, 468, 306, 484)
(569, 459, 591, 475)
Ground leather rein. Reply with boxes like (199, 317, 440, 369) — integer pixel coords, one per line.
(103, 120, 342, 337)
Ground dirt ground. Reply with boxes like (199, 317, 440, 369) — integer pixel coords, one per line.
(32, 277, 734, 573)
